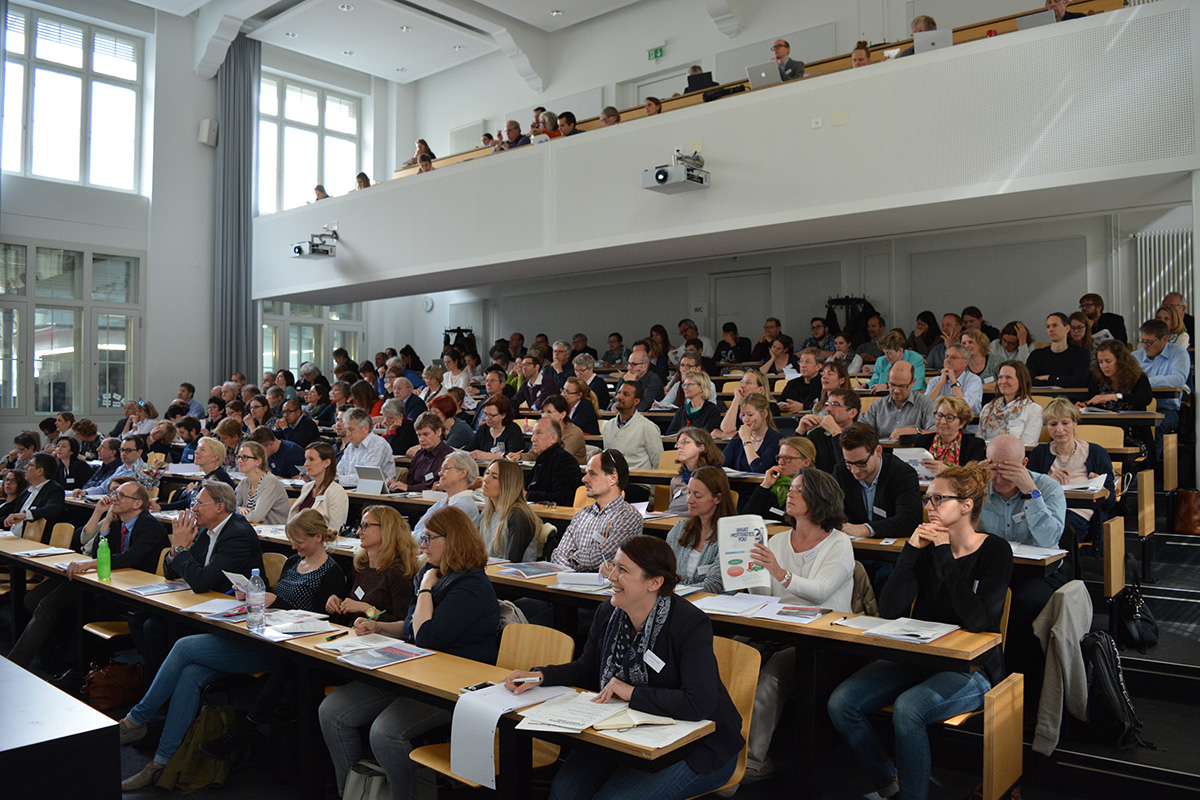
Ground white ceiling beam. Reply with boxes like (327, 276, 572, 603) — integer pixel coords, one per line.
(705, 0, 742, 38)
(418, 0, 548, 91)
(193, 0, 279, 78)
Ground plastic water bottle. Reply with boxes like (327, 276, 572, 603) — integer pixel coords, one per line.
(96, 537, 111, 582)
(246, 569, 266, 631)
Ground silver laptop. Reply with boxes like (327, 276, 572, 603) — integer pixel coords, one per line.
(746, 61, 782, 90)
(1018, 9, 1056, 30)
(354, 465, 388, 495)
(913, 30, 953, 54)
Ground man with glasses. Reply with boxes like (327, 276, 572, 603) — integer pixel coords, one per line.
(780, 348, 825, 413)
(622, 352, 664, 411)
(246, 427, 305, 478)
(1133, 317, 1190, 449)
(525, 418, 583, 507)
(924, 343, 983, 413)
(572, 353, 610, 409)
(600, 332, 631, 367)
(980, 433, 1067, 708)
(335, 408, 396, 485)
(392, 375, 429, 421)
(410, 452, 481, 543)
(3, 452, 65, 539)
(570, 333, 598, 361)
(772, 39, 804, 81)
(8, 481, 165, 671)
(550, 450, 642, 570)
(668, 319, 715, 367)
(799, 388, 861, 472)
(1162, 291, 1194, 339)
(76, 437, 123, 496)
(546, 341, 574, 390)
(84, 435, 150, 496)
(861, 361, 935, 440)
(1078, 293, 1126, 346)
(275, 398, 320, 448)
(513, 355, 557, 411)
(834, 423, 922, 542)
(800, 317, 835, 352)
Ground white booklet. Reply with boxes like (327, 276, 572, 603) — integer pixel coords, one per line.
(315, 633, 403, 655)
(1060, 474, 1106, 493)
(892, 448, 936, 480)
(1009, 542, 1067, 559)
(832, 615, 889, 631)
(864, 617, 959, 643)
(691, 593, 770, 617)
(716, 515, 771, 591)
(516, 691, 629, 733)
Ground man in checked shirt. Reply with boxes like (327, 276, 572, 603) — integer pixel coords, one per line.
(549, 449, 644, 570)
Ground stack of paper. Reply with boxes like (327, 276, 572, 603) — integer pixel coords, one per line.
(832, 615, 889, 631)
(749, 599, 833, 624)
(253, 618, 338, 642)
(556, 572, 607, 586)
(24, 546, 76, 557)
(315, 633, 403, 655)
(337, 642, 434, 669)
(864, 617, 960, 643)
(516, 691, 628, 733)
(498, 562, 570, 579)
(1060, 474, 1106, 492)
(184, 598, 244, 616)
(1009, 542, 1067, 559)
(126, 580, 191, 596)
(691, 593, 770, 617)
(892, 448, 936, 480)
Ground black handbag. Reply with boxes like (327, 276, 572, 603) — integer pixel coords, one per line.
(1115, 554, 1158, 653)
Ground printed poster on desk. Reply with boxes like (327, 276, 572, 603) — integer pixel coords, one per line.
(717, 515, 771, 591)
(338, 642, 434, 669)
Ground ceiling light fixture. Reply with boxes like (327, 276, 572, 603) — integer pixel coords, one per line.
(284, 31, 297, 38)
(399, 25, 412, 32)
(338, 3, 353, 10)
(343, 50, 353, 55)
(550, 9, 563, 16)
(453, 45, 464, 51)
(396, 67, 406, 72)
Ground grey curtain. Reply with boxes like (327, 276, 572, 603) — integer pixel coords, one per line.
(210, 34, 260, 384)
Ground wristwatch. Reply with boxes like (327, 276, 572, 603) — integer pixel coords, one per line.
(1022, 488, 1042, 500)
(171, 544, 188, 556)
(1116, 393, 1124, 401)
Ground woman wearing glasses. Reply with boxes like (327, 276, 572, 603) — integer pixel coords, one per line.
(120, 510, 347, 786)
(153, 437, 235, 511)
(324, 506, 419, 627)
(504, 536, 744, 800)
(288, 442, 348, 532)
(666, 370, 722, 434)
(320, 506, 499, 799)
(828, 463, 1012, 800)
(234, 442, 291, 524)
(915, 396, 986, 477)
(244, 394, 275, 433)
(563, 376, 601, 435)
(744, 436, 816, 525)
(469, 394, 525, 462)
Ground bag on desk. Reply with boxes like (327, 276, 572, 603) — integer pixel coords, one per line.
(80, 660, 142, 710)
(344, 759, 390, 800)
(1114, 555, 1158, 653)
(1167, 488, 1200, 534)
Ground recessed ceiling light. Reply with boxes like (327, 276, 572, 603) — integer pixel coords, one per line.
(342, 50, 353, 56)
(338, 3, 353, 10)
(453, 45, 464, 51)
(399, 25, 412, 32)
(284, 31, 297, 38)
(550, 9, 563, 16)
(396, 67, 406, 72)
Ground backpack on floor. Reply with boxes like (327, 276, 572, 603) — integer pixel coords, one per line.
(157, 704, 236, 791)
(1079, 631, 1153, 750)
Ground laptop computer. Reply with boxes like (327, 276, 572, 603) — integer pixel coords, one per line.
(686, 71, 718, 93)
(746, 61, 782, 90)
(1017, 9, 1056, 30)
(354, 465, 389, 496)
(913, 30, 953, 54)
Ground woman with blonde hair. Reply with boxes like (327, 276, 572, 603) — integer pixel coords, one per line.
(479, 459, 543, 562)
(717, 369, 780, 436)
(1157, 304, 1190, 350)
(327, 505, 419, 625)
(745, 436, 816, 525)
(666, 370, 722, 434)
(419, 365, 446, 404)
(1029, 398, 1116, 546)
(665, 465, 736, 591)
(722, 393, 781, 473)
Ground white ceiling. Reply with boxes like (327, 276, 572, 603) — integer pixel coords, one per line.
(472, 0, 649, 33)
(248, 0, 500, 84)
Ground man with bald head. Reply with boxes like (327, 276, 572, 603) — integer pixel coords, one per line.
(981, 433, 1067, 707)
(861, 360, 935, 440)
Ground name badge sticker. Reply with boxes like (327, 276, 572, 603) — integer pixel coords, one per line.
(644, 650, 665, 673)
(872, 506, 888, 519)
(1012, 511, 1026, 524)
(354, 586, 365, 599)
(425, 472, 435, 481)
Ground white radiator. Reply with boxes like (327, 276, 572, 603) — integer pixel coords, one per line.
(1136, 228, 1194, 326)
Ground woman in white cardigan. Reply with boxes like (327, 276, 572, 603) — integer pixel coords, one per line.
(742, 467, 856, 779)
(977, 361, 1043, 446)
(234, 441, 292, 525)
(288, 441, 348, 533)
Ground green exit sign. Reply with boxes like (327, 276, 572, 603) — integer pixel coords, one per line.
(648, 46, 663, 61)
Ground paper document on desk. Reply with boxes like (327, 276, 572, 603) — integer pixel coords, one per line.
(337, 642, 434, 669)
(749, 599, 832, 624)
(598, 717, 710, 749)
(127, 580, 191, 596)
(865, 617, 959, 643)
(25, 546, 75, 557)
(593, 708, 674, 730)
(631, 501, 674, 520)
(450, 683, 569, 789)
(832, 615, 889, 631)
(184, 598, 244, 615)
(1009, 542, 1067, 559)
(498, 561, 571, 579)
(517, 690, 628, 733)
(254, 618, 339, 641)
(1060, 474, 1106, 493)
(315, 633, 402, 655)
(892, 448, 936, 480)
(691, 593, 769, 617)
(716, 515, 771, 591)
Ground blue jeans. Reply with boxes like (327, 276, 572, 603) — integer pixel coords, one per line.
(548, 749, 737, 800)
(128, 633, 276, 764)
(318, 681, 451, 800)
(827, 660, 992, 800)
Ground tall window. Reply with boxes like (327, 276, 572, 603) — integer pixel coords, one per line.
(2, 6, 142, 191)
(260, 301, 365, 377)
(258, 75, 360, 214)
(0, 238, 143, 417)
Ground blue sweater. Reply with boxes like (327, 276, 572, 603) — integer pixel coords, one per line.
(403, 565, 499, 664)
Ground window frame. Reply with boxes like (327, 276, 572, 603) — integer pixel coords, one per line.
(2, 4, 144, 193)
(260, 301, 366, 378)
(257, 73, 361, 214)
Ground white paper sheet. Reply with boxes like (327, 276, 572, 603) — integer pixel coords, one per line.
(832, 615, 889, 631)
(748, 599, 832, 624)
(597, 717, 710, 748)
(1009, 542, 1068, 559)
(892, 448, 936, 480)
(865, 617, 959, 643)
(692, 593, 770, 617)
(222, 570, 256, 595)
(1060, 474, 1106, 492)
(24, 546, 75, 557)
(183, 598, 245, 615)
(314, 633, 402, 655)
(516, 691, 627, 733)
(449, 683, 569, 789)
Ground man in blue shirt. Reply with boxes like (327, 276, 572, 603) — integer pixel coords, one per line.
(176, 382, 205, 418)
(1133, 318, 1190, 454)
(246, 427, 304, 478)
(981, 434, 1068, 709)
(176, 416, 202, 464)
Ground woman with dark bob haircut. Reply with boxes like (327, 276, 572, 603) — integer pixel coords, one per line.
(505, 535, 745, 799)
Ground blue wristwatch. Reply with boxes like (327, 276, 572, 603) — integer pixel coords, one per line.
(1023, 488, 1041, 500)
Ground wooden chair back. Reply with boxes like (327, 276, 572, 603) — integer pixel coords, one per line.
(773, 378, 788, 393)
(692, 637, 761, 798)
(262, 551, 288, 588)
(1074, 425, 1122, 450)
(49, 522, 74, 549)
(21, 518, 46, 542)
(535, 522, 555, 560)
(572, 485, 591, 508)
(155, 547, 170, 576)
(147, 452, 166, 467)
(859, 395, 880, 413)
(497, 623, 575, 671)
(659, 450, 679, 470)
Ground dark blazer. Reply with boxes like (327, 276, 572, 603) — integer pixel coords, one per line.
(165, 513, 265, 593)
(80, 460, 121, 494)
(267, 439, 306, 478)
(104, 510, 170, 573)
(1085, 372, 1152, 411)
(912, 433, 987, 467)
(383, 420, 418, 456)
(778, 57, 805, 81)
(780, 375, 821, 409)
(159, 466, 236, 511)
(403, 393, 428, 422)
(587, 375, 611, 410)
(834, 450, 923, 539)
(403, 565, 498, 664)
(278, 414, 320, 447)
(568, 399, 601, 435)
(666, 402, 723, 435)
(525, 443, 583, 507)
(311, 402, 337, 427)
(57, 458, 93, 492)
(635, 371, 665, 411)
(1061, 11, 1086, 20)
(538, 597, 744, 774)
(806, 428, 845, 474)
(20, 479, 66, 541)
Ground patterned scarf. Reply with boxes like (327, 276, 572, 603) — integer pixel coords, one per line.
(600, 595, 672, 688)
(980, 397, 1031, 439)
(929, 432, 961, 465)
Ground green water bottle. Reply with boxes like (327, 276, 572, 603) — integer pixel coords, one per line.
(97, 536, 111, 582)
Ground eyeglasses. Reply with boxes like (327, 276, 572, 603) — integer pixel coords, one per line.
(191, 500, 218, 509)
(844, 456, 873, 469)
(824, 401, 846, 410)
(933, 412, 958, 422)
(681, 382, 698, 389)
(420, 533, 444, 545)
(235, 454, 257, 461)
(776, 455, 801, 464)
(119, 447, 138, 453)
(887, 382, 912, 390)
(358, 521, 381, 532)
(923, 494, 967, 508)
